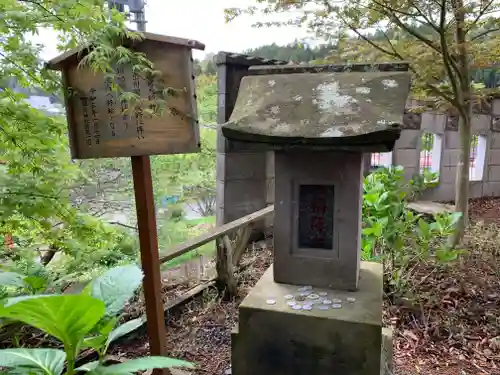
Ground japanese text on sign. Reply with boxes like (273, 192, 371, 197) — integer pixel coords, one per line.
(80, 96, 92, 146)
(297, 184, 334, 250)
(104, 77, 117, 137)
(132, 72, 145, 139)
(147, 75, 156, 117)
(116, 65, 130, 130)
(89, 88, 100, 145)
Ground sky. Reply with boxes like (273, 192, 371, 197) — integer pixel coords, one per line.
(39, 0, 313, 61)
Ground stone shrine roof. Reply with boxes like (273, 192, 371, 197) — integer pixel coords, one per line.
(221, 64, 411, 152)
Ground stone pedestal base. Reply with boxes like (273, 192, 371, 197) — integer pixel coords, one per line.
(231, 261, 387, 375)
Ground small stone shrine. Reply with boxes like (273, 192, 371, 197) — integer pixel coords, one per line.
(221, 63, 411, 375)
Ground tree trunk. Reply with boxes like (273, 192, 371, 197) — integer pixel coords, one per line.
(450, 113, 471, 247)
(232, 225, 252, 266)
(215, 235, 237, 299)
(450, 0, 472, 247)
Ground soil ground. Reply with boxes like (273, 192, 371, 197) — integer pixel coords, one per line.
(111, 198, 500, 375)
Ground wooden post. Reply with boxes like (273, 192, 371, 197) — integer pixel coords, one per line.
(131, 155, 168, 375)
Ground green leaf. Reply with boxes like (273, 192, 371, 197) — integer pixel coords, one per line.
(90, 265, 143, 316)
(0, 272, 26, 289)
(106, 317, 144, 348)
(449, 212, 463, 225)
(417, 219, 429, 237)
(75, 361, 100, 372)
(3, 294, 54, 307)
(82, 316, 121, 354)
(0, 348, 66, 375)
(364, 193, 378, 204)
(87, 357, 194, 375)
(362, 227, 375, 236)
(98, 317, 119, 337)
(81, 335, 107, 352)
(23, 276, 48, 293)
(0, 295, 105, 350)
(435, 249, 459, 263)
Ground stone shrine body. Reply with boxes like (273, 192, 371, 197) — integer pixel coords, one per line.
(221, 63, 411, 375)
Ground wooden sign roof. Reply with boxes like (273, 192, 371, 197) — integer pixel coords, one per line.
(47, 32, 205, 70)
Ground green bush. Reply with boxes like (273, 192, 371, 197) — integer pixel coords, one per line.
(0, 258, 71, 297)
(362, 166, 465, 296)
(168, 205, 185, 221)
(0, 265, 194, 375)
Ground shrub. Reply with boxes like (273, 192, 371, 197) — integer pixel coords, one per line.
(168, 205, 185, 221)
(362, 166, 465, 297)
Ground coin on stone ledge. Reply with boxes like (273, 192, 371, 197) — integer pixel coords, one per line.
(318, 292, 328, 297)
(346, 297, 356, 303)
(332, 298, 342, 304)
(302, 305, 313, 311)
(322, 299, 332, 305)
(317, 305, 330, 310)
(332, 303, 342, 309)
(287, 301, 296, 307)
(266, 299, 276, 305)
(300, 291, 311, 297)
(284, 294, 294, 300)
(306, 293, 320, 300)
(292, 304, 303, 310)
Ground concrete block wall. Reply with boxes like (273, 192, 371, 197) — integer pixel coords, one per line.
(389, 104, 500, 202)
(215, 53, 286, 235)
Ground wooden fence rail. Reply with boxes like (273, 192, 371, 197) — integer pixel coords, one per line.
(158, 205, 274, 296)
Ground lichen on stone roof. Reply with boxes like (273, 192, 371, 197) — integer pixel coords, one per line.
(221, 69, 411, 151)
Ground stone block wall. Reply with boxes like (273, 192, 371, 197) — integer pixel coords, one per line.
(391, 106, 500, 202)
(215, 52, 287, 235)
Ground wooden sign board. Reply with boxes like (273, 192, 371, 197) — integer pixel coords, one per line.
(48, 33, 205, 159)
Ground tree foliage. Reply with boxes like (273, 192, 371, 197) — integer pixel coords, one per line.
(0, 0, 218, 281)
(244, 40, 336, 63)
(0, 0, 156, 270)
(193, 53, 217, 76)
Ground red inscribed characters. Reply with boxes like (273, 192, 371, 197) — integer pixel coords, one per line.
(308, 189, 327, 247)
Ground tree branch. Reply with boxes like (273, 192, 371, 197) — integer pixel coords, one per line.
(451, 0, 470, 120)
(438, 0, 461, 107)
(109, 221, 138, 231)
(469, 27, 500, 42)
(467, 0, 495, 33)
(410, 1, 440, 32)
(370, 0, 444, 53)
(338, 16, 404, 60)
(369, 0, 461, 77)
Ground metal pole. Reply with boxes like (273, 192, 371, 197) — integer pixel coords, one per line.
(135, 7, 146, 32)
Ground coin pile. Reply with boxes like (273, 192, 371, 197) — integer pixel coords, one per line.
(265, 285, 356, 311)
